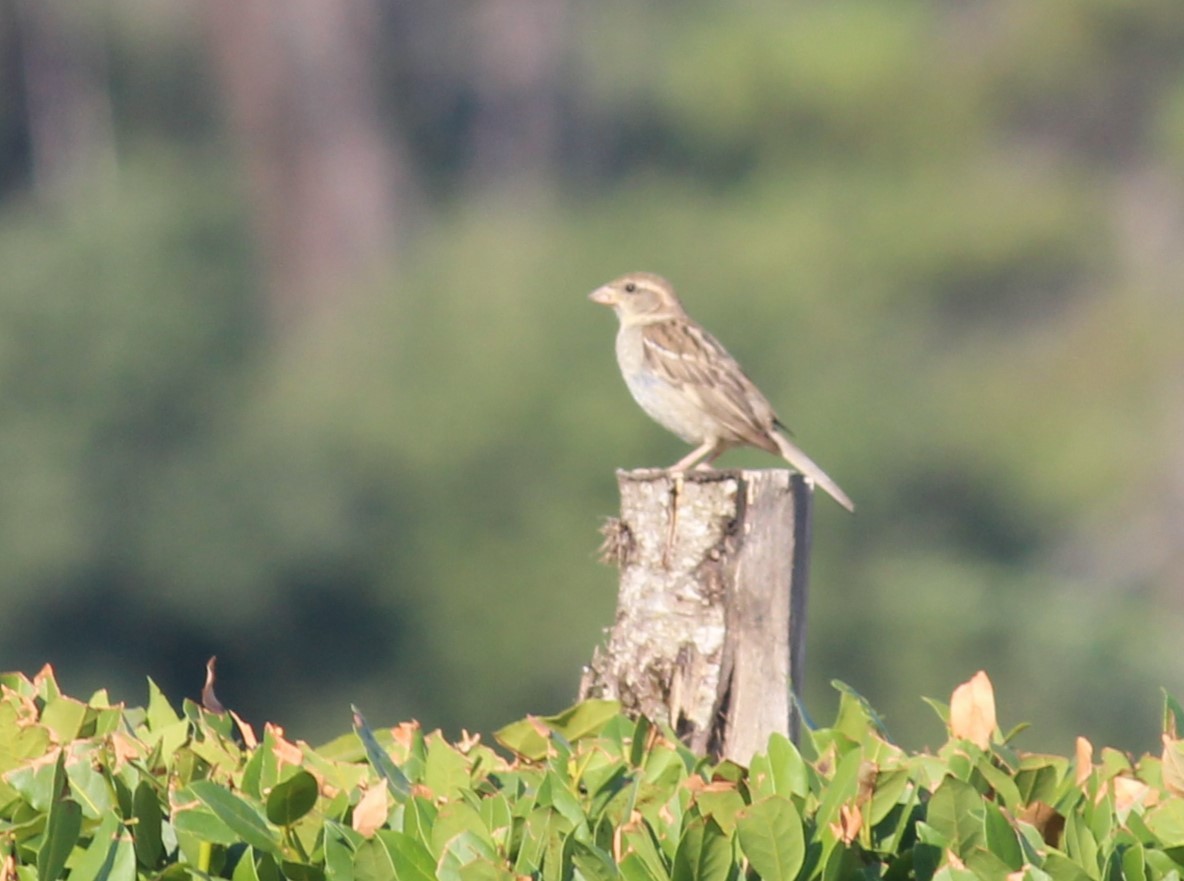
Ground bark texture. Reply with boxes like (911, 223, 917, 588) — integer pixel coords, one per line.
(580, 468, 811, 764)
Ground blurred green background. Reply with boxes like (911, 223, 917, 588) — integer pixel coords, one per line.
(0, 0, 1182, 754)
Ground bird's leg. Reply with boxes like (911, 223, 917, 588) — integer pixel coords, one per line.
(669, 440, 721, 472)
(693, 441, 729, 471)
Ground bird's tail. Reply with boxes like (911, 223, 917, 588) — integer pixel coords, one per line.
(771, 431, 855, 513)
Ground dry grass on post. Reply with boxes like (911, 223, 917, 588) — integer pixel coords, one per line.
(579, 468, 812, 764)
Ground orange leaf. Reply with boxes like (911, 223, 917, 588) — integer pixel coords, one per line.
(267, 724, 303, 767)
(352, 785, 391, 837)
(1018, 801, 1063, 846)
(391, 721, 420, 750)
(1162, 734, 1184, 798)
(829, 803, 861, 844)
(231, 711, 258, 750)
(1112, 776, 1156, 813)
(1075, 736, 1094, 786)
(949, 671, 996, 749)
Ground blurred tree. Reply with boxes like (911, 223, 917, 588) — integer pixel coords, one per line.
(199, 0, 415, 325)
(11, 0, 116, 199)
(464, 0, 570, 186)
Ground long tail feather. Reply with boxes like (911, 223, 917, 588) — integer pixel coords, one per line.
(771, 432, 855, 513)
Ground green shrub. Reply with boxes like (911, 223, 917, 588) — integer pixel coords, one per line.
(1, 667, 1181, 881)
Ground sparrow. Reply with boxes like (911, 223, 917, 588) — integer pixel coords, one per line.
(589, 271, 855, 512)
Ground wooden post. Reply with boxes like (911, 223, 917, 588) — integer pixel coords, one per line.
(579, 468, 812, 764)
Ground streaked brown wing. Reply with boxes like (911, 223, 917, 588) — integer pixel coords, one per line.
(640, 319, 780, 449)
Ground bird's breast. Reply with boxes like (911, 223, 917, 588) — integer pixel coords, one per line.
(615, 326, 712, 444)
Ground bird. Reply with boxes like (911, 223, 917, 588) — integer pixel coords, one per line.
(589, 271, 854, 512)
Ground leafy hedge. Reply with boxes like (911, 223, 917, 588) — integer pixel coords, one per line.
(2, 667, 1184, 881)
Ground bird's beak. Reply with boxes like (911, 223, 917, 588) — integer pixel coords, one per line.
(588, 285, 616, 307)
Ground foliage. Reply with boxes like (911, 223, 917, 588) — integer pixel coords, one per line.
(4, 668, 1184, 881)
(1, 1, 1184, 754)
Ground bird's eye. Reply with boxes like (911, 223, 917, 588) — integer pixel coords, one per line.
(624, 282, 636, 293)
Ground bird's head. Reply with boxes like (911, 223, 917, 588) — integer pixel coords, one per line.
(589, 272, 685, 325)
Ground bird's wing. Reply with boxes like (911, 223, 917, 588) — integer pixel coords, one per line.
(640, 318, 780, 450)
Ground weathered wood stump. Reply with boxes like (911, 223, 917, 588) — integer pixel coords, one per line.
(579, 468, 812, 764)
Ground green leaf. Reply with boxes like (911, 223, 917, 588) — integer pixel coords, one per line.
(324, 822, 361, 881)
(695, 788, 746, 835)
(544, 700, 621, 741)
(5, 746, 64, 811)
(975, 757, 1024, 809)
(37, 796, 82, 881)
(66, 758, 114, 819)
(424, 733, 471, 801)
(926, 777, 985, 855)
(868, 768, 911, 827)
(352, 706, 412, 801)
(814, 746, 863, 829)
(1144, 799, 1184, 847)
(353, 838, 397, 881)
(621, 852, 669, 881)
(671, 816, 732, 881)
(751, 734, 809, 800)
(233, 847, 263, 881)
(1121, 843, 1147, 881)
(438, 829, 499, 881)
(831, 680, 891, 742)
(493, 717, 551, 761)
(146, 679, 182, 729)
(40, 697, 88, 743)
(402, 796, 439, 851)
(376, 831, 437, 881)
(736, 796, 805, 881)
(188, 780, 282, 853)
(1041, 853, 1092, 881)
(1061, 811, 1098, 878)
(1164, 689, 1184, 740)
(619, 823, 670, 881)
(282, 861, 327, 881)
(173, 804, 240, 846)
(1015, 762, 1060, 806)
(922, 697, 951, 726)
(266, 771, 320, 826)
(962, 846, 1015, 881)
(570, 839, 622, 881)
(132, 780, 165, 869)
(430, 801, 494, 858)
(67, 813, 136, 881)
(982, 801, 1022, 870)
(630, 716, 655, 767)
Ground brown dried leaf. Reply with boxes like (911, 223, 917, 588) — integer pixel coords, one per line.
(267, 724, 303, 767)
(857, 761, 878, 806)
(391, 721, 420, 751)
(949, 671, 996, 749)
(829, 803, 861, 845)
(1018, 801, 1064, 847)
(230, 710, 258, 749)
(1112, 776, 1156, 813)
(352, 785, 391, 837)
(1162, 734, 1184, 798)
(1075, 736, 1094, 786)
(457, 729, 482, 753)
(110, 732, 145, 767)
(202, 657, 225, 714)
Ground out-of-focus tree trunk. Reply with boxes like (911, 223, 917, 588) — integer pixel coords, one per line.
(13, 0, 117, 201)
(200, 0, 414, 327)
(465, 0, 569, 186)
